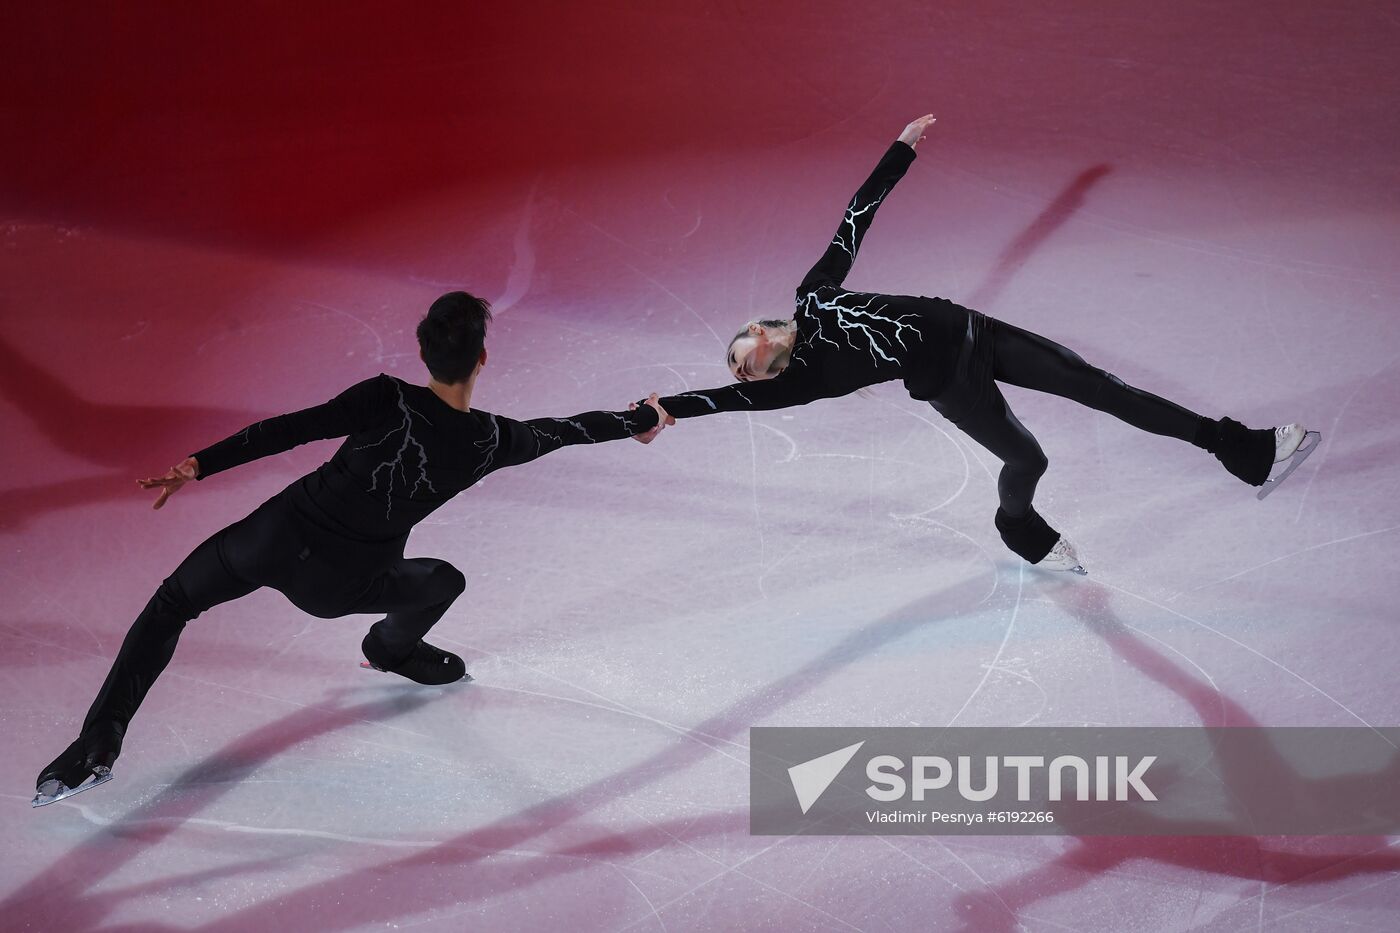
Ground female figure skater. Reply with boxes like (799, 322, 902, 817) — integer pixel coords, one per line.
(35, 292, 671, 806)
(645, 114, 1319, 572)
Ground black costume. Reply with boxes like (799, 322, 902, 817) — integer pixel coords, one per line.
(657, 141, 1274, 561)
(44, 377, 659, 786)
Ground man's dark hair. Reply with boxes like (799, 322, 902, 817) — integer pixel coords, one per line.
(417, 291, 492, 384)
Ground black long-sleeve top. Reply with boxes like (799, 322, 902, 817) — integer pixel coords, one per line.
(658, 141, 970, 418)
(191, 375, 659, 542)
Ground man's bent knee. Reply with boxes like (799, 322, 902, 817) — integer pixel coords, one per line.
(431, 562, 467, 602)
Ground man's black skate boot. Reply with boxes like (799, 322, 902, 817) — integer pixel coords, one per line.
(1194, 416, 1274, 486)
(362, 629, 468, 685)
(34, 723, 122, 807)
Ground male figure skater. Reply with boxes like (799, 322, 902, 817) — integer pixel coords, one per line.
(34, 291, 670, 806)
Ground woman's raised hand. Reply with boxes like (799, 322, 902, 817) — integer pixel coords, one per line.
(897, 114, 937, 150)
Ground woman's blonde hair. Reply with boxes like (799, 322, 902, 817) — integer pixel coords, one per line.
(726, 318, 794, 377)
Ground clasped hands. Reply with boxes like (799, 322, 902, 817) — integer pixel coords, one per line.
(630, 393, 676, 445)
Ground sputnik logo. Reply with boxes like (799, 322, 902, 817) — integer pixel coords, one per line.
(787, 741, 865, 814)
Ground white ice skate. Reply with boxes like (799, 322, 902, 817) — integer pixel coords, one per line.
(32, 766, 114, 808)
(1038, 536, 1087, 575)
(1257, 423, 1321, 500)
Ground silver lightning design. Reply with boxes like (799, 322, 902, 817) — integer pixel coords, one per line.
(558, 418, 597, 442)
(472, 414, 501, 482)
(832, 187, 891, 259)
(665, 383, 758, 413)
(676, 393, 718, 410)
(670, 384, 756, 411)
(526, 416, 598, 452)
(800, 289, 922, 367)
(354, 382, 436, 519)
(527, 421, 563, 451)
(529, 411, 644, 451)
(472, 412, 650, 476)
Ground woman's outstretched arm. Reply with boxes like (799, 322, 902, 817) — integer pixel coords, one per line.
(654, 370, 832, 420)
(797, 114, 935, 293)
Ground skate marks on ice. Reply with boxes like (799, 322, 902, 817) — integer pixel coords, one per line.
(10, 514, 1385, 927)
(491, 180, 540, 317)
(1183, 523, 1400, 601)
(200, 578, 992, 932)
(1099, 579, 1394, 747)
(410, 180, 543, 316)
(1158, 360, 1400, 602)
(943, 563, 1028, 730)
(947, 581, 1400, 933)
(15, 577, 994, 933)
(453, 646, 752, 770)
(3, 687, 443, 931)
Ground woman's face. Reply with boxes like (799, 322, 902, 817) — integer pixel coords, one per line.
(728, 328, 784, 382)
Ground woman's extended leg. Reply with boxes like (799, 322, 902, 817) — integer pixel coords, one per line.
(990, 319, 1285, 486)
(990, 319, 1202, 441)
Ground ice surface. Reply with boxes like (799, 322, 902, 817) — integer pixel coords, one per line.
(2, 2, 1398, 930)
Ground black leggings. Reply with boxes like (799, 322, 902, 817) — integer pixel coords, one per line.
(931, 316, 1203, 555)
(80, 496, 465, 744)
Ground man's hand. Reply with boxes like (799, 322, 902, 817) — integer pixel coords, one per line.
(138, 457, 199, 509)
(897, 114, 936, 150)
(630, 393, 676, 444)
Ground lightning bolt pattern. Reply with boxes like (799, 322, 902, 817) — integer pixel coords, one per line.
(524, 413, 625, 451)
(354, 381, 437, 519)
(472, 414, 502, 482)
(831, 185, 891, 259)
(799, 288, 924, 369)
(527, 421, 564, 452)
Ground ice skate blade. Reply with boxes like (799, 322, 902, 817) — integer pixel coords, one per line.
(1032, 562, 1088, 576)
(32, 766, 112, 808)
(1257, 430, 1321, 500)
(359, 660, 473, 684)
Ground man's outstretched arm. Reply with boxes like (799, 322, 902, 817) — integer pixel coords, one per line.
(486, 394, 669, 472)
(138, 375, 395, 508)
